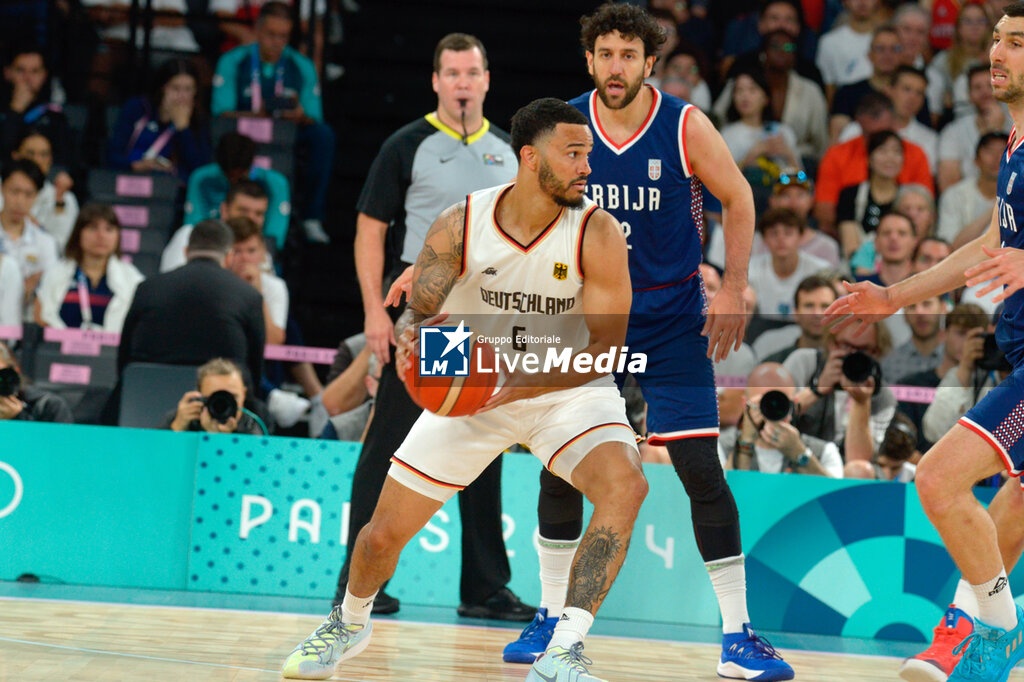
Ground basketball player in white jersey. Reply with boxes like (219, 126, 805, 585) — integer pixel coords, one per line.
(282, 98, 646, 682)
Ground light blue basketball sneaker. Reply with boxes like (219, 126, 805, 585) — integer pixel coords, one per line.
(718, 624, 795, 680)
(526, 641, 607, 682)
(281, 605, 373, 679)
(948, 605, 1024, 682)
(504, 608, 559, 663)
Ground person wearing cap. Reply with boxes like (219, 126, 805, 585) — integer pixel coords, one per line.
(768, 169, 841, 265)
(117, 218, 265, 389)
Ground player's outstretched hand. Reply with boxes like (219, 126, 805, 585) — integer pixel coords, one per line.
(965, 246, 1024, 302)
(823, 280, 898, 337)
(384, 265, 415, 307)
(702, 286, 746, 363)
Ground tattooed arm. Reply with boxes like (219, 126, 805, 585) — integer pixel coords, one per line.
(393, 201, 466, 374)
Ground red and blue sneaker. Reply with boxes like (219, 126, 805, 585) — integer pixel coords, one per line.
(899, 604, 974, 682)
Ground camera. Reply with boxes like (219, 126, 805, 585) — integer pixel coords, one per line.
(0, 367, 20, 398)
(978, 333, 1012, 373)
(192, 390, 239, 424)
(842, 351, 882, 385)
(759, 390, 792, 422)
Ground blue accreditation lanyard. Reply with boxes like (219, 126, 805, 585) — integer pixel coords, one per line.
(250, 45, 285, 113)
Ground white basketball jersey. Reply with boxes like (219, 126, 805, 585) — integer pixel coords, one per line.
(442, 183, 597, 358)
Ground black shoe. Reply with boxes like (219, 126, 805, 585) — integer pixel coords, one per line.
(457, 587, 536, 622)
(372, 591, 400, 615)
(331, 590, 400, 615)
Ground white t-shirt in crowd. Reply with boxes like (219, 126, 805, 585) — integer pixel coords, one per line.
(261, 271, 289, 329)
(939, 113, 1012, 183)
(80, 0, 198, 51)
(0, 181, 78, 251)
(937, 178, 995, 243)
(816, 25, 873, 87)
(0, 217, 59, 281)
(748, 251, 831, 318)
(721, 121, 801, 168)
(0, 255, 23, 327)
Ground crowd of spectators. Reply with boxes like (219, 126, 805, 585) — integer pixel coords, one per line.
(1, 0, 1020, 486)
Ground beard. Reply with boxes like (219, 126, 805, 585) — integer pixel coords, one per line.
(995, 72, 1024, 104)
(538, 159, 586, 208)
(592, 71, 645, 110)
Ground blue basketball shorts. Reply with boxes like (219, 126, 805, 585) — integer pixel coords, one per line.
(960, 364, 1024, 484)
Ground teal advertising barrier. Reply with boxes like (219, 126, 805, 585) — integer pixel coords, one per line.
(0, 421, 1010, 642)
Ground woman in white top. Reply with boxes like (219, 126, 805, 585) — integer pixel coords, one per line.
(720, 69, 802, 173)
(926, 3, 992, 121)
(8, 129, 79, 250)
(35, 203, 144, 333)
(0, 254, 23, 327)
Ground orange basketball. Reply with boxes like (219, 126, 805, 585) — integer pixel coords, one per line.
(403, 338, 499, 417)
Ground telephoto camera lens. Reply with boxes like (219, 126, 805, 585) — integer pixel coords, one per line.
(841, 351, 877, 384)
(0, 367, 21, 398)
(759, 390, 792, 422)
(204, 390, 238, 424)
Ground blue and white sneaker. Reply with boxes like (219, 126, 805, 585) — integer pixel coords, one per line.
(948, 604, 1024, 682)
(526, 642, 607, 681)
(504, 607, 559, 663)
(281, 605, 373, 679)
(718, 623, 795, 680)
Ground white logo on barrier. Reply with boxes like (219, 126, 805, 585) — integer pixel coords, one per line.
(0, 461, 23, 519)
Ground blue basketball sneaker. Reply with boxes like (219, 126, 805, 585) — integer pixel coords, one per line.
(526, 642, 606, 681)
(718, 624, 795, 680)
(948, 605, 1024, 682)
(504, 608, 559, 663)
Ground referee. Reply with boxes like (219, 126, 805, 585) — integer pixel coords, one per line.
(337, 33, 533, 620)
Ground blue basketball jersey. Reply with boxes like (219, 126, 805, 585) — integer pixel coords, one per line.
(569, 87, 704, 291)
(995, 128, 1024, 367)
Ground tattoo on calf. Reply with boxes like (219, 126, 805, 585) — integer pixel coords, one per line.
(566, 525, 625, 612)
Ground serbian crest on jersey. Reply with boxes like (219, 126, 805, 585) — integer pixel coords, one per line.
(648, 158, 662, 180)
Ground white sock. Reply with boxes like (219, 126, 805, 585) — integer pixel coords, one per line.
(954, 578, 980, 619)
(547, 607, 594, 652)
(707, 554, 750, 634)
(971, 570, 1017, 630)
(341, 587, 377, 626)
(538, 533, 580, 619)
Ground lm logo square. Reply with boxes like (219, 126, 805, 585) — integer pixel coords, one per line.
(419, 322, 472, 377)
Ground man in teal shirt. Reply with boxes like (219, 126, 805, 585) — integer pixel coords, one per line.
(211, 1, 333, 243)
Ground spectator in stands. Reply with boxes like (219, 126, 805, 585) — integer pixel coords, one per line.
(922, 316, 1006, 445)
(726, 362, 843, 477)
(913, 236, 952, 274)
(720, 68, 802, 173)
(895, 183, 937, 241)
(650, 0, 716, 60)
(319, 342, 376, 442)
(785, 319, 897, 451)
(755, 274, 837, 363)
(747, 207, 830, 318)
(881, 295, 946, 381)
(212, 1, 334, 244)
(0, 45, 72, 169)
(84, 0, 200, 101)
(106, 58, 211, 182)
(0, 341, 73, 423)
(0, 250, 22, 327)
(896, 303, 989, 452)
(117, 219, 265, 390)
(926, 2, 992, 122)
(880, 67, 938, 172)
(768, 170, 841, 264)
(34, 203, 143, 333)
(0, 158, 58, 314)
(831, 27, 904, 141)
(836, 130, 905, 258)
(937, 64, 1011, 192)
(859, 210, 917, 286)
(647, 9, 681, 87)
(164, 357, 264, 434)
(714, 29, 829, 159)
(721, 0, 823, 87)
(816, 0, 883, 98)
(814, 92, 932, 234)
(8, 128, 77, 249)
(658, 44, 712, 112)
(185, 131, 290, 252)
(211, 0, 327, 57)
(226, 216, 285, 345)
(161, 180, 269, 272)
(894, 3, 932, 68)
(845, 412, 919, 481)
(939, 132, 1001, 247)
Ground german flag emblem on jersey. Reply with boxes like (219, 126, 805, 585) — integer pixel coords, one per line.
(553, 263, 568, 280)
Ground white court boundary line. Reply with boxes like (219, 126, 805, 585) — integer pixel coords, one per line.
(0, 594, 905, 664)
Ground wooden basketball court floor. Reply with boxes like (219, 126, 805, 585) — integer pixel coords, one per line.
(2, 587, 1024, 681)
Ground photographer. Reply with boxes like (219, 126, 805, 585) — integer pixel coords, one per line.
(922, 315, 1008, 445)
(784, 320, 897, 453)
(0, 342, 72, 423)
(163, 358, 264, 434)
(845, 413, 918, 482)
(726, 363, 843, 477)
